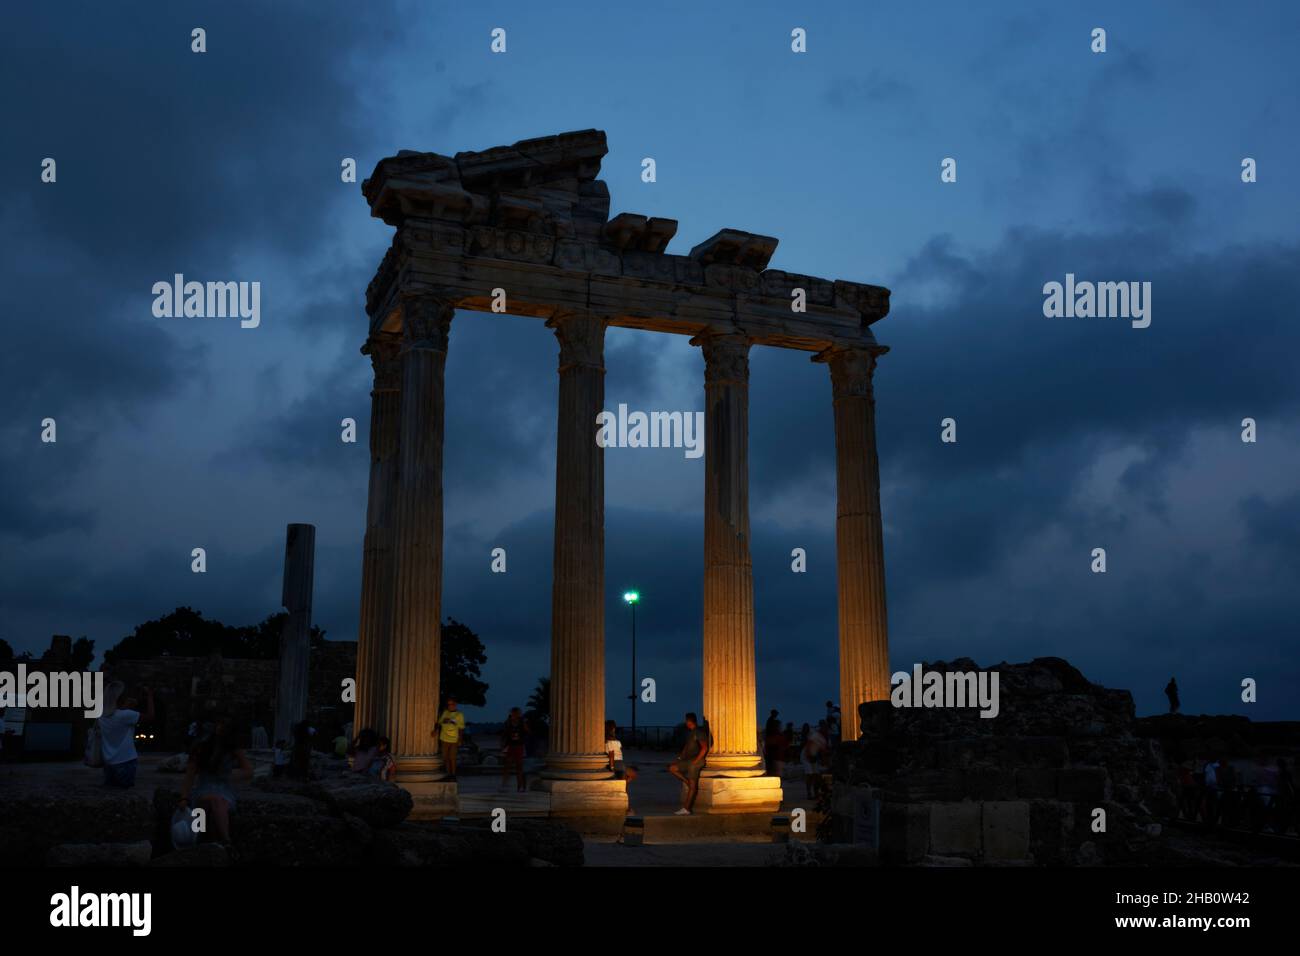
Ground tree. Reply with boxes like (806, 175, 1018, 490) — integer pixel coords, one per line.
(0, 638, 13, 664)
(440, 618, 488, 708)
(70, 637, 95, 671)
(526, 676, 551, 730)
(228, 612, 325, 659)
(104, 607, 323, 664)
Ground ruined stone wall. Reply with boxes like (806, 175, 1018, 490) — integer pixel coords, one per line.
(833, 657, 1177, 865)
(103, 641, 357, 749)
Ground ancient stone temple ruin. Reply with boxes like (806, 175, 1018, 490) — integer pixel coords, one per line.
(353, 129, 893, 816)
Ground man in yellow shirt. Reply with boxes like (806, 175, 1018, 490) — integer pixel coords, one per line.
(432, 696, 466, 780)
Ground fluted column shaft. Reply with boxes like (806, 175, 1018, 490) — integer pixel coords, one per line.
(695, 333, 762, 775)
(355, 333, 402, 736)
(386, 293, 454, 780)
(544, 311, 611, 779)
(274, 523, 315, 745)
(820, 346, 891, 739)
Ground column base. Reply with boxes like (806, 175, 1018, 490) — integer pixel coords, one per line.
(529, 777, 628, 816)
(693, 776, 784, 814)
(541, 753, 615, 781)
(394, 753, 445, 783)
(701, 753, 766, 778)
(401, 781, 459, 820)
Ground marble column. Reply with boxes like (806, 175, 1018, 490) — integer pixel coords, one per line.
(543, 310, 612, 781)
(386, 292, 453, 781)
(693, 332, 763, 776)
(817, 345, 891, 740)
(354, 333, 401, 737)
(274, 523, 315, 746)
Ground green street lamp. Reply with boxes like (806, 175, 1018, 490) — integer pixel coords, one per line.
(623, 591, 639, 741)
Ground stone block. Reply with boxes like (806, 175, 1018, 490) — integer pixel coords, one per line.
(369, 823, 530, 867)
(998, 735, 1070, 768)
(982, 801, 1031, 861)
(929, 801, 982, 857)
(879, 802, 929, 865)
(1015, 767, 1059, 799)
(531, 778, 628, 816)
(232, 791, 367, 865)
(313, 776, 413, 828)
(897, 769, 966, 801)
(458, 818, 585, 866)
(693, 776, 782, 814)
(0, 782, 153, 867)
(1058, 768, 1110, 802)
(965, 768, 1017, 800)
(932, 738, 987, 770)
(1028, 800, 1075, 864)
(401, 781, 460, 820)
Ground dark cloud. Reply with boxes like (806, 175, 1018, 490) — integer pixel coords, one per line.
(2, 3, 1295, 732)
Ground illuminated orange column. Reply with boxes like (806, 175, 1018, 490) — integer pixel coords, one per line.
(694, 332, 763, 775)
(817, 345, 891, 740)
(386, 293, 453, 780)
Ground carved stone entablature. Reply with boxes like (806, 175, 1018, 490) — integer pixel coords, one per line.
(362, 130, 892, 352)
(603, 213, 679, 253)
(689, 229, 779, 270)
(553, 240, 623, 276)
(761, 270, 836, 306)
(834, 280, 891, 318)
(468, 226, 556, 264)
(704, 263, 762, 294)
(365, 241, 400, 317)
(365, 130, 610, 239)
(623, 250, 682, 284)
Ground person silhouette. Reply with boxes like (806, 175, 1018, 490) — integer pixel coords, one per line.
(1165, 677, 1180, 714)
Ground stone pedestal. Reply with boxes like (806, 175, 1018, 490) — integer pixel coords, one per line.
(386, 293, 454, 781)
(530, 777, 627, 816)
(693, 776, 783, 814)
(402, 781, 460, 820)
(816, 346, 892, 740)
(693, 332, 764, 776)
(543, 312, 612, 782)
(354, 334, 401, 737)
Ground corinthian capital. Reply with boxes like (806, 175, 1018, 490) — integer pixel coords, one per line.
(362, 333, 403, 392)
(692, 332, 751, 386)
(548, 310, 606, 371)
(399, 292, 455, 352)
(816, 346, 887, 402)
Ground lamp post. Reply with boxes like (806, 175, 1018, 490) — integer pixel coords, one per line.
(623, 590, 639, 744)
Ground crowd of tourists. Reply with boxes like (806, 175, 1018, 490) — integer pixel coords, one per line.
(83, 681, 254, 849)
(1174, 756, 1296, 834)
(763, 701, 843, 798)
